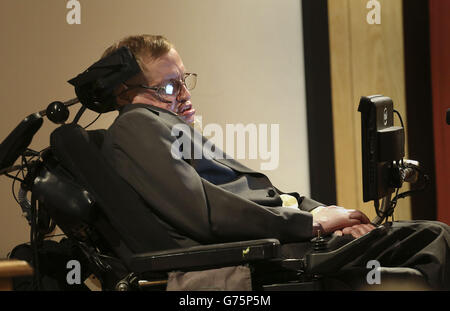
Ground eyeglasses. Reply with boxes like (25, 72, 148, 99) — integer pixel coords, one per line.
(128, 73, 197, 99)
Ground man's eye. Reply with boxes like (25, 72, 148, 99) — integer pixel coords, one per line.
(164, 83, 175, 95)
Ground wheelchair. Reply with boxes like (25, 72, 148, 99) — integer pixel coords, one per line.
(0, 48, 429, 291)
(0, 114, 391, 291)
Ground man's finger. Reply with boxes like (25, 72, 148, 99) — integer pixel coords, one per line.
(334, 230, 343, 236)
(339, 224, 371, 238)
(351, 224, 376, 238)
(352, 225, 367, 237)
(362, 223, 376, 234)
(364, 223, 375, 229)
(351, 230, 363, 239)
(349, 211, 371, 224)
(348, 218, 362, 227)
(342, 227, 353, 235)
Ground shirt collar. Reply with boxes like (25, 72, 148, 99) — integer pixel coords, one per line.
(118, 103, 178, 117)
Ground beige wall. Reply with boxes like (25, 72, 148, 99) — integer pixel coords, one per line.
(0, 0, 309, 257)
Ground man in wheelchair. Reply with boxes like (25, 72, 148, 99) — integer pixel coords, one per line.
(2, 34, 449, 291)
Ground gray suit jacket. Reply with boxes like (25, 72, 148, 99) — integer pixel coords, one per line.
(101, 103, 323, 246)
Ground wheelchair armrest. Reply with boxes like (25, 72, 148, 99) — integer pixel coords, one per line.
(304, 225, 388, 275)
(128, 239, 281, 273)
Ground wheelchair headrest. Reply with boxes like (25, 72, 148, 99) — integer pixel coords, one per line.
(68, 46, 142, 113)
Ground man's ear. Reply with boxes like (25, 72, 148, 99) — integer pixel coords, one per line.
(115, 83, 129, 96)
(115, 83, 132, 106)
(116, 72, 147, 106)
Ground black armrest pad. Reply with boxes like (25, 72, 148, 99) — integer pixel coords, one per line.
(129, 239, 280, 273)
(305, 225, 388, 274)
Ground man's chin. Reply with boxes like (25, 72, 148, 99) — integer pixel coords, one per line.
(179, 107, 196, 124)
(184, 114, 195, 125)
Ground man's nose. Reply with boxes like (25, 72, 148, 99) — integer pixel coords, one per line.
(177, 83, 191, 103)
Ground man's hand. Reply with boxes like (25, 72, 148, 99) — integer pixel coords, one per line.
(334, 223, 376, 238)
(312, 205, 374, 237)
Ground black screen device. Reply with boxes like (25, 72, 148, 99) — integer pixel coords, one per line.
(68, 46, 141, 113)
(358, 95, 405, 202)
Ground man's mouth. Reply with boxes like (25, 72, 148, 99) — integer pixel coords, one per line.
(178, 102, 196, 117)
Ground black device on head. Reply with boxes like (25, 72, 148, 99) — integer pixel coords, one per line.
(0, 46, 141, 174)
(358, 95, 428, 225)
(68, 46, 141, 113)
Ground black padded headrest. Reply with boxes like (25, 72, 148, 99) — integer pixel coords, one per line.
(68, 47, 142, 113)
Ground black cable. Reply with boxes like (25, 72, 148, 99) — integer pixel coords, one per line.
(374, 198, 383, 218)
(393, 109, 404, 129)
(72, 105, 87, 125)
(395, 181, 429, 200)
(10, 168, 23, 206)
(83, 113, 102, 129)
(21, 156, 27, 180)
(385, 167, 429, 224)
(378, 110, 428, 222)
(13, 153, 43, 290)
(5, 173, 24, 183)
(389, 188, 400, 222)
(30, 193, 41, 290)
(8, 152, 40, 201)
(20, 151, 38, 178)
(394, 166, 429, 200)
(393, 110, 405, 166)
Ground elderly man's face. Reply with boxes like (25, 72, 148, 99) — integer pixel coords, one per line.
(129, 48, 196, 124)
